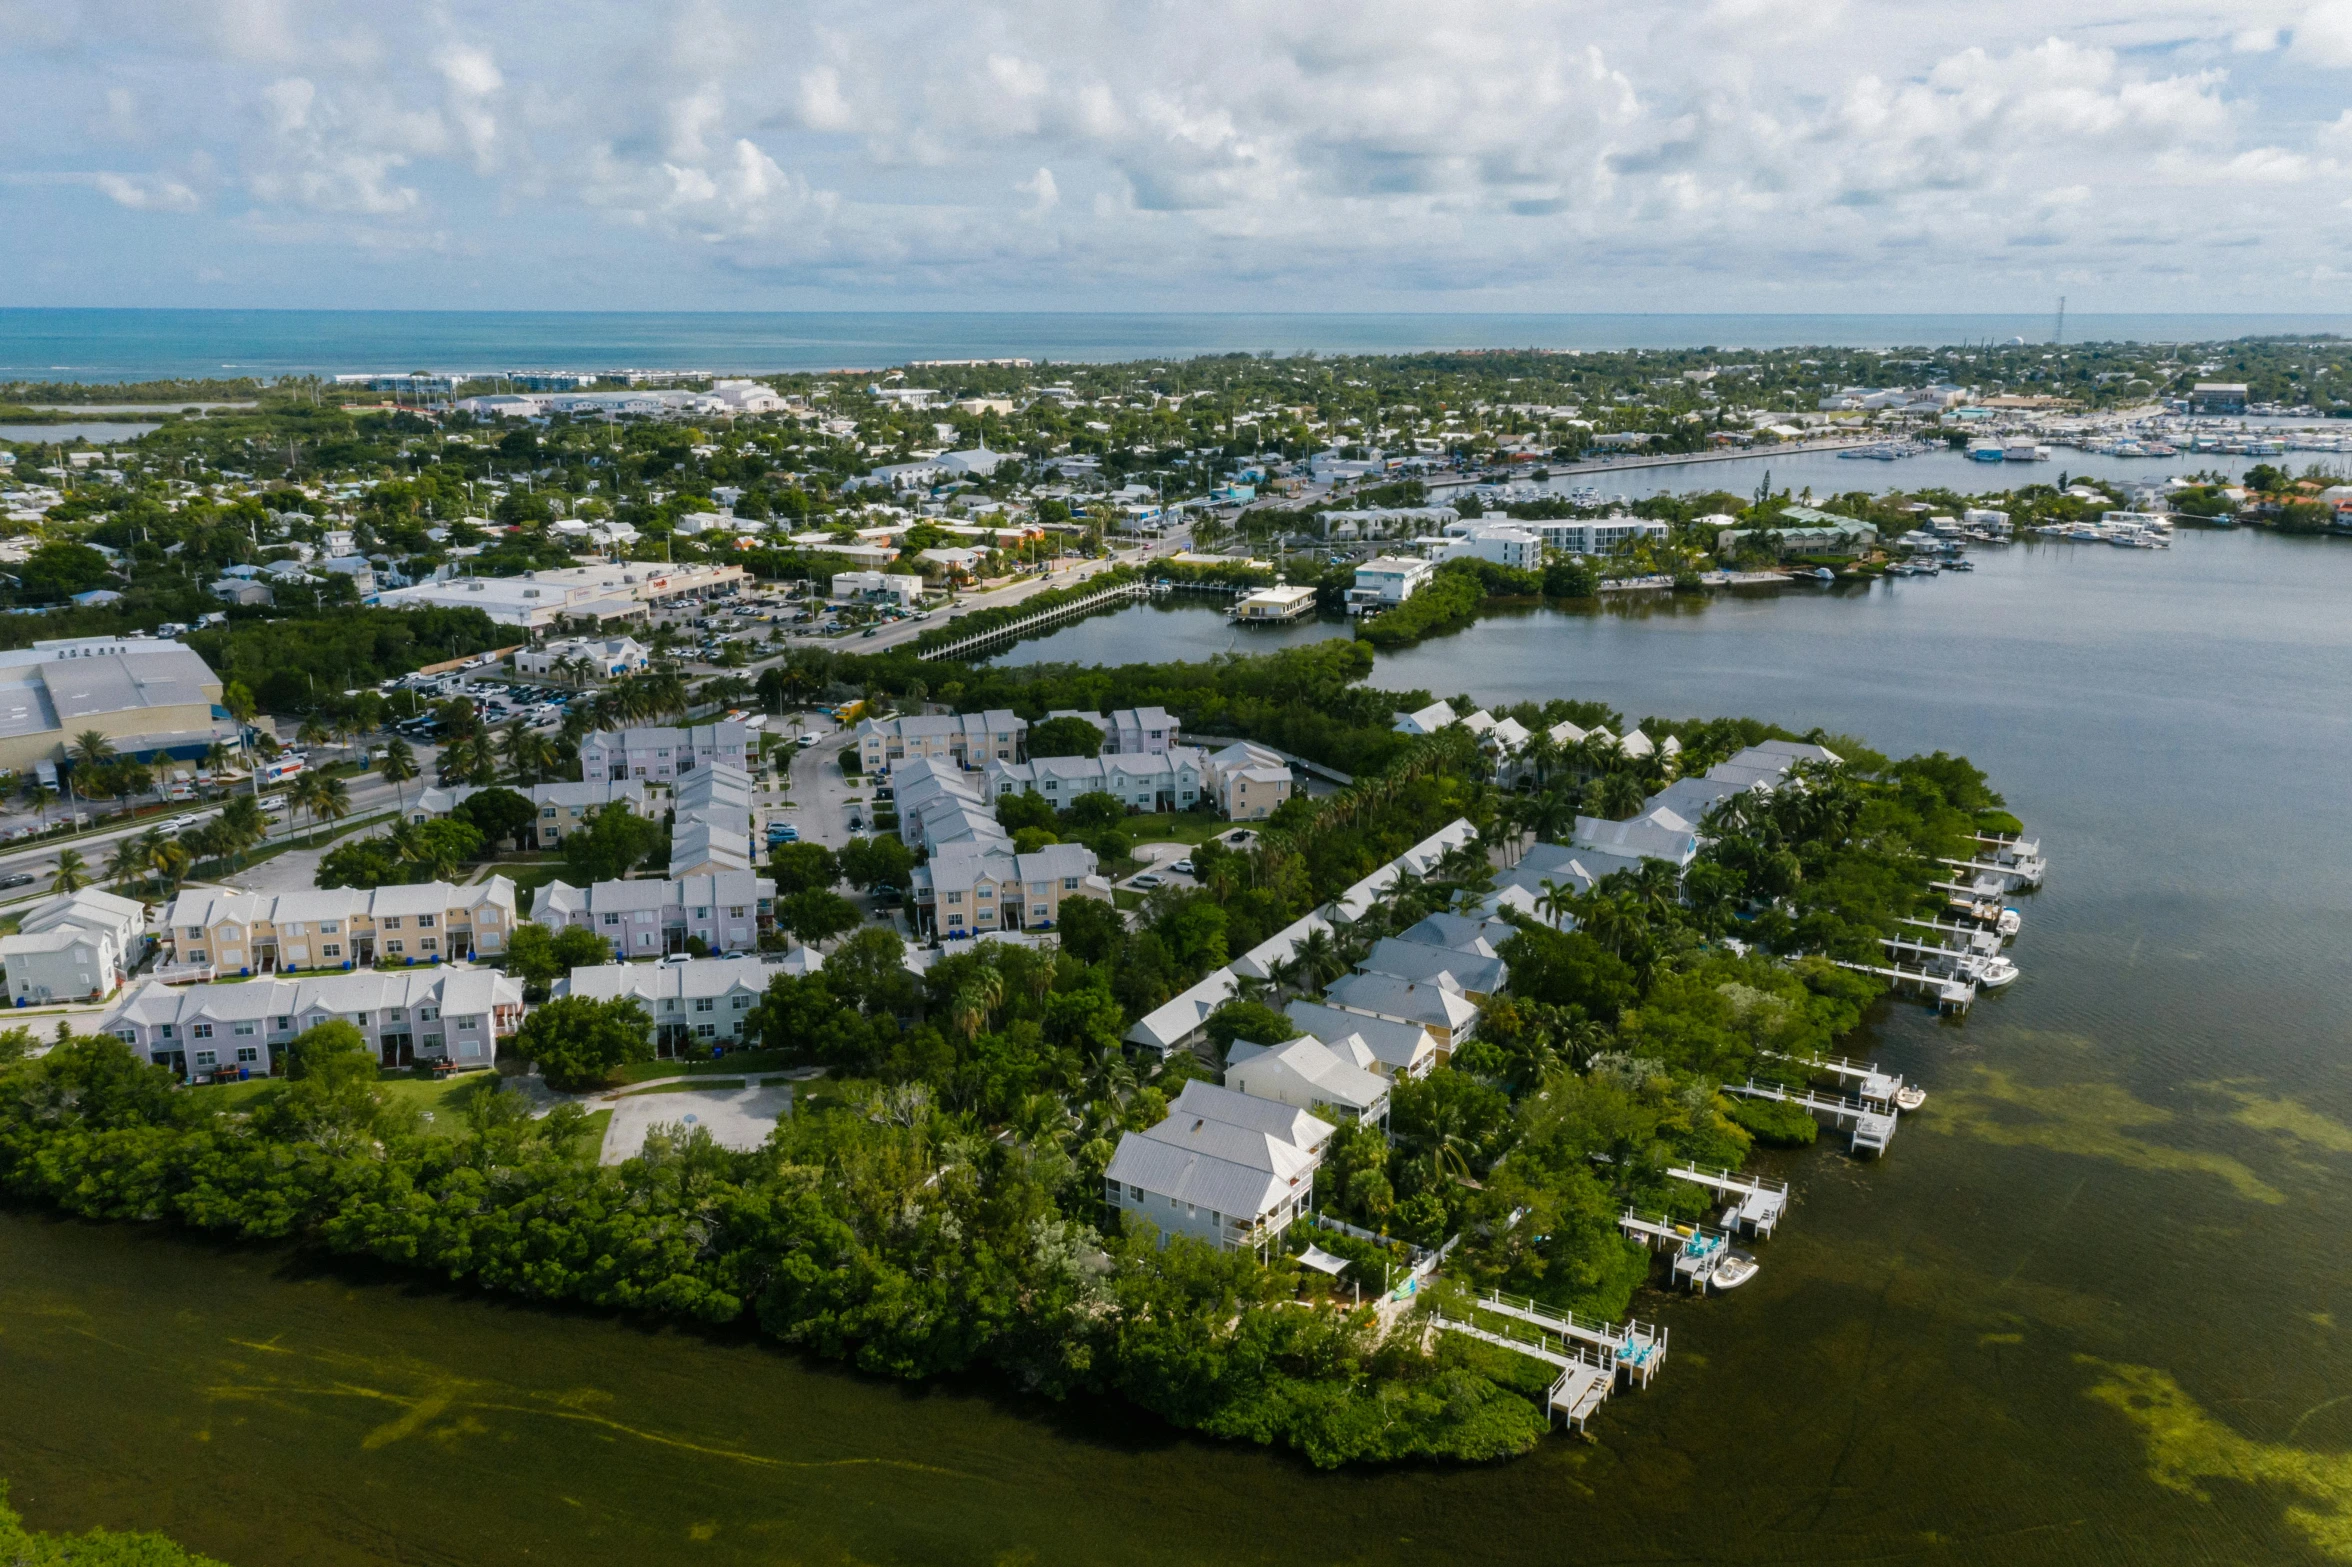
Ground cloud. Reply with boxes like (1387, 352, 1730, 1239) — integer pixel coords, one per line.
(5, 1, 2352, 307)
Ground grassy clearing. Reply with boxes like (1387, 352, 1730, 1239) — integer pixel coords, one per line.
(627, 1078, 748, 1095)
(611, 1049, 794, 1085)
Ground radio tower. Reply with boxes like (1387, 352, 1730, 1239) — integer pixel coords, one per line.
(2053, 295, 2066, 346)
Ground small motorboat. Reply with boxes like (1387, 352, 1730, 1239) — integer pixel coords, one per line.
(1973, 955, 2020, 988)
(1945, 558, 1974, 571)
(1893, 1085, 1928, 1112)
(1997, 907, 2024, 937)
(1710, 1254, 1761, 1290)
(1802, 566, 1835, 582)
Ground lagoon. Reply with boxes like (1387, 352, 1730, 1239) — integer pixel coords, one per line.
(7, 528, 2352, 1564)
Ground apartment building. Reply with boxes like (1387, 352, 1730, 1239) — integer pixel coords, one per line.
(581, 720, 755, 783)
(102, 966, 524, 1076)
(915, 840, 1103, 938)
(558, 956, 769, 1058)
(534, 870, 774, 955)
(1201, 741, 1293, 821)
(983, 747, 1209, 815)
(855, 710, 1026, 774)
(159, 880, 520, 974)
(0, 887, 146, 1004)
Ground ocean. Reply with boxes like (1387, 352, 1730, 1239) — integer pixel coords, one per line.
(5, 309, 2352, 383)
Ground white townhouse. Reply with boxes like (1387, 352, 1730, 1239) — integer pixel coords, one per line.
(1226, 1035, 1391, 1129)
(0, 887, 147, 1004)
(1321, 971, 1480, 1056)
(983, 747, 1210, 816)
(102, 966, 524, 1077)
(580, 720, 756, 783)
(855, 710, 1026, 775)
(534, 871, 775, 956)
(159, 880, 519, 974)
(515, 636, 651, 680)
(1283, 999, 1440, 1081)
(893, 757, 1010, 853)
(1039, 706, 1181, 755)
(1103, 1080, 1334, 1251)
(558, 957, 769, 1059)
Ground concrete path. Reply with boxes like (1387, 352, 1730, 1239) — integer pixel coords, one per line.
(598, 1080, 793, 1164)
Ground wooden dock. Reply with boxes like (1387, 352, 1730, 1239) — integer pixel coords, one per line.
(1832, 957, 1976, 1014)
(1619, 1210, 1747, 1290)
(1763, 1050, 1913, 1111)
(1428, 1312, 1616, 1430)
(1468, 1288, 1670, 1389)
(1724, 1078, 1900, 1155)
(1666, 1164, 1790, 1237)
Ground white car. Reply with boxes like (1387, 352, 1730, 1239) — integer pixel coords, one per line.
(1129, 873, 1163, 889)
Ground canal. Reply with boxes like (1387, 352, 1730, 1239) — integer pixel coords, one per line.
(7, 528, 2352, 1564)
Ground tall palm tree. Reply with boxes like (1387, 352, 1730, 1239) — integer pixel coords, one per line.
(296, 716, 331, 753)
(288, 772, 326, 837)
(310, 776, 352, 836)
(378, 736, 419, 813)
(150, 837, 194, 896)
(21, 780, 54, 830)
(70, 730, 116, 771)
(105, 835, 150, 889)
(51, 848, 89, 895)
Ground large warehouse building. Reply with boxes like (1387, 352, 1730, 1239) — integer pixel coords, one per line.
(0, 636, 239, 772)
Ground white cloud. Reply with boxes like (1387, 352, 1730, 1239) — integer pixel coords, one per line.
(7, 1, 2352, 306)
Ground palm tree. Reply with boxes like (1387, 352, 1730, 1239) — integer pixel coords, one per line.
(70, 730, 116, 770)
(296, 716, 331, 753)
(216, 796, 266, 866)
(51, 848, 89, 895)
(378, 737, 418, 812)
(1592, 770, 1648, 821)
(311, 776, 352, 837)
(1280, 924, 1348, 994)
(21, 779, 54, 830)
(106, 835, 150, 889)
(150, 837, 194, 896)
(288, 772, 326, 837)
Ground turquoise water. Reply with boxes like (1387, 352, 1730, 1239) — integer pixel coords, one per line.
(9, 309, 2352, 381)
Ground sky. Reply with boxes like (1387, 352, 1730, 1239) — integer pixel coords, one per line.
(4, 0, 2352, 313)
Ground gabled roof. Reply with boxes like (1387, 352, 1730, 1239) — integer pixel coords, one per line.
(1323, 971, 1481, 1032)
(1359, 936, 1507, 995)
(1282, 1000, 1439, 1077)
(1226, 1037, 1389, 1115)
(1124, 967, 1238, 1053)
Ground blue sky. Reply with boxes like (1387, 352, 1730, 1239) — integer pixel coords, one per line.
(4, 0, 2351, 312)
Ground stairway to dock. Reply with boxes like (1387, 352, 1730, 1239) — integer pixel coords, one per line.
(1428, 1312, 1616, 1430)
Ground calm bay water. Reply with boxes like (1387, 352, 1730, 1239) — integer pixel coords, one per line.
(8, 309, 2352, 381)
(1507, 444, 2321, 503)
(8, 527, 2352, 1564)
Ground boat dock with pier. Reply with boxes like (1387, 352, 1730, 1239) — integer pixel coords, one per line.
(1667, 1164, 1791, 1237)
(1724, 1078, 1901, 1154)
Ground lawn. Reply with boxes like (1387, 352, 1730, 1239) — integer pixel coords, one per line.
(612, 1048, 796, 1085)
(487, 857, 571, 912)
(1111, 811, 1228, 846)
(188, 1068, 501, 1137)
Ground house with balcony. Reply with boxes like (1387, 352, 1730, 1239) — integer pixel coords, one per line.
(158, 880, 518, 975)
(855, 710, 1026, 775)
(101, 965, 523, 1077)
(558, 957, 769, 1059)
(1103, 1080, 1334, 1252)
(533, 871, 774, 956)
(580, 720, 754, 783)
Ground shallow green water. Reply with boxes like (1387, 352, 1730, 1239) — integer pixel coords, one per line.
(7, 529, 2352, 1565)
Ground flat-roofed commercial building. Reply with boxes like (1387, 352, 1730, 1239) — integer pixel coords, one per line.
(0, 636, 239, 772)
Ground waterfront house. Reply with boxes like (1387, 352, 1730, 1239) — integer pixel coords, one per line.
(1320, 971, 1479, 1056)
(1281, 999, 1439, 1079)
(102, 966, 523, 1077)
(1103, 1080, 1333, 1251)
(1, 886, 147, 1003)
(1225, 1035, 1390, 1128)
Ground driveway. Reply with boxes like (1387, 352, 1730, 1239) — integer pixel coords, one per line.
(598, 1081, 792, 1164)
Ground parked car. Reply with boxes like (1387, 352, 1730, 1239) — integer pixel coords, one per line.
(0, 872, 35, 889)
(1129, 873, 1163, 889)
(1171, 858, 1195, 875)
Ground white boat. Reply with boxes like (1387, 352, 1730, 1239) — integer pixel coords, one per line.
(1969, 955, 2020, 988)
(2003, 440, 2050, 461)
(1997, 907, 2023, 937)
(1710, 1254, 1761, 1290)
(1967, 439, 2006, 462)
(1893, 1085, 1928, 1112)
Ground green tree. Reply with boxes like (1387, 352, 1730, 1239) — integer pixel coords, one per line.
(0, 1486, 233, 1566)
(515, 995, 653, 1092)
(562, 803, 662, 882)
(1054, 895, 1125, 963)
(838, 833, 915, 890)
(455, 786, 536, 851)
(50, 849, 89, 895)
(780, 887, 861, 945)
(502, 922, 564, 992)
(1061, 791, 1127, 831)
(994, 789, 1058, 834)
(1028, 715, 1106, 758)
(378, 735, 420, 811)
(553, 923, 612, 970)
(769, 840, 843, 896)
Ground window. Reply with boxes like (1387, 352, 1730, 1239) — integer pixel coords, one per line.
(420, 937, 438, 952)
(694, 997, 713, 1012)
(192, 1023, 213, 1040)
(663, 998, 681, 1013)
(459, 1018, 477, 1031)
(322, 944, 341, 959)
(694, 1023, 717, 1038)
(273, 1016, 292, 1030)
(194, 1050, 217, 1068)
(542, 807, 557, 818)
(424, 1033, 444, 1049)
(730, 994, 750, 1010)
(235, 1046, 259, 1065)
(114, 1028, 136, 1044)
(320, 921, 339, 934)
(188, 950, 208, 963)
(693, 906, 710, 919)
(419, 1006, 439, 1022)
(233, 1022, 255, 1036)
(417, 914, 436, 929)
(185, 926, 204, 939)
(603, 913, 621, 926)
(728, 905, 746, 918)
(159, 1024, 175, 1039)
(635, 911, 655, 924)
(386, 940, 405, 955)
(382, 916, 402, 930)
